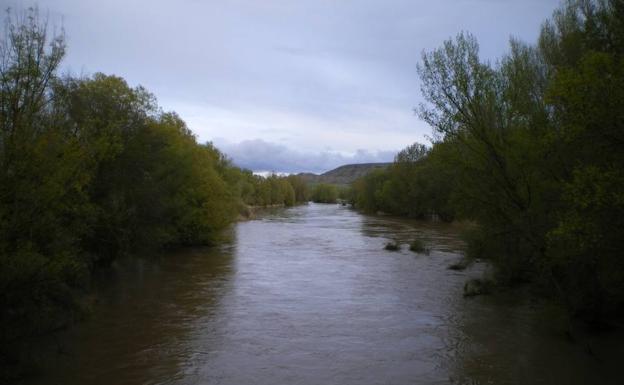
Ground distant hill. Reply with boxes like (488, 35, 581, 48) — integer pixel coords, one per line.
(297, 162, 391, 186)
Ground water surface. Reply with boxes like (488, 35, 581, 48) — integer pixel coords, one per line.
(28, 204, 623, 384)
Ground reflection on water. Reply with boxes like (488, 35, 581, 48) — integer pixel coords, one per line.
(27, 203, 623, 385)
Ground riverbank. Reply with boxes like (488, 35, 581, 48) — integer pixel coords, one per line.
(237, 203, 290, 221)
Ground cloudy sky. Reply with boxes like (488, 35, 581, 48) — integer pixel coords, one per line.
(23, 0, 559, 173)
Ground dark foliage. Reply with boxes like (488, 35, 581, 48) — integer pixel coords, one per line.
(354, 0, 624, 321)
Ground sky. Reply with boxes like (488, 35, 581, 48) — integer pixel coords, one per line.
(11, 0, 559, 173)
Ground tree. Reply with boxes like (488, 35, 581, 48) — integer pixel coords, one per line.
(394, 143, 429, 163)
(0, 8, 91, 380)
(286, 175, 308, 202)
(414, 0, 624, 319)
(310, 184, 338, 203)
(0, 8, 243, 377)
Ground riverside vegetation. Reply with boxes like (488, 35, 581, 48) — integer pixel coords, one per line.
(0, 8, 308, 380)
(352, 0, 624, 324)
(309, 183, 339, 203)
(3, 0, 624, 381)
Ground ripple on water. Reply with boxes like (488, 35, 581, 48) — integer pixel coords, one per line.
(27, 203, 624, 385)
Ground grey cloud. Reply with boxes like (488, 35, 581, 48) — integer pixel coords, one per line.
(213, 138, 396, 174)
(29, 0, 560, 161)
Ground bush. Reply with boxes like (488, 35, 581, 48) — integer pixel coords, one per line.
(463, 278, 494, 298)
(409, 239, 430, 254)
(384, 241, 400, 251)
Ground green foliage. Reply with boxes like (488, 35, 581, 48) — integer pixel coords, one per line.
(395, 142, 429, 163)
(412, 0, 624, 319)
(0, 7, 246, 376)
(352, 0, 624, 320)
(351, 169, 388, 213)
(287, 175, 309, 203)
(0, 10, 90, 377)
(310, 183, 338, 203)
(337, 185, 352, 202)
(384, 241, 400, 251)
(229, 172, 305, 208)
(409, 239, 429, 254)
(351, 142, 455, 221)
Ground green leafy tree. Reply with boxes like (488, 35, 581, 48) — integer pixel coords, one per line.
(286, 175, 309, 202)
(415, 0, 624, 318)
(0, 8, 243, 377)
(0, 8, 90, 379)
(310, 183, 338, 203)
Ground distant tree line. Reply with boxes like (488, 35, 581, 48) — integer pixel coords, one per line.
(351, 143, 455, 221)
(0, 8, 306, 379)
(222, 169, 308, 209)
(352, 0, 624, 322)
(310, 183, 338, 203)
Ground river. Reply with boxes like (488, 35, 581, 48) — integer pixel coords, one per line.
(27, 203, 623, 384)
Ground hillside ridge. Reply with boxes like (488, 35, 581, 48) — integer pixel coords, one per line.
(297, 162, 391, 185)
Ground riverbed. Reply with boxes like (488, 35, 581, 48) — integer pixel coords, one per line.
(26, 203, 623, 384)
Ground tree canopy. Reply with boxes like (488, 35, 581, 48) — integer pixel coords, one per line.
(352, 0, 624, 321)
(0, 8, 307, 379)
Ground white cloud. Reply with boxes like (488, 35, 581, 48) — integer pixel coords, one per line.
(213, 138, 397, 174)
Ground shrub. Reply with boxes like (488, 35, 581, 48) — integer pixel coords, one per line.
(409, 239, 430, 254)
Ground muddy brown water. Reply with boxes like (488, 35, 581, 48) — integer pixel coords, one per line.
(26, 203, 623, 384)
